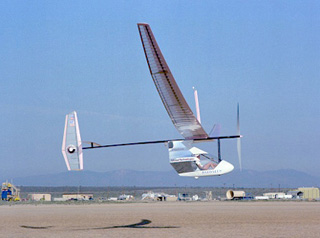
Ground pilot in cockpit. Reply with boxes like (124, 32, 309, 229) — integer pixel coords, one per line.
(194, 155, 217, 170)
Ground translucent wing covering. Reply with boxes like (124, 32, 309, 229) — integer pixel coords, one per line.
(61, 111, 83, 170)
(138, 23, 208, 140)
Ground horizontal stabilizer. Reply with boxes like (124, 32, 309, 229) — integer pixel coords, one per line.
(61, 111, 83, 170)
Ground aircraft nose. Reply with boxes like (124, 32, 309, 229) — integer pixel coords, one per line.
(225, 161, 234, 173)
(220, 160, 234, 174)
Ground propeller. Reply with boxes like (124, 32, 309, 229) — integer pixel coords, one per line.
(237, 103, 242, 171)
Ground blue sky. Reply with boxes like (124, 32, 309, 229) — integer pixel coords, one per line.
(1, 0, 319, 179)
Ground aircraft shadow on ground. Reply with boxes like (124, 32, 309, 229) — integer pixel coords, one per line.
(20, 219, 179, 230)
(20, 225, 53, 229)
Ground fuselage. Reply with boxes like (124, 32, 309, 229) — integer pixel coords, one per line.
(178, 160, 234, 177)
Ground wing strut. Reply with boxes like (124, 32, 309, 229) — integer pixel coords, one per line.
(193, 87, 201, 124)
(217, 139, 221, 162)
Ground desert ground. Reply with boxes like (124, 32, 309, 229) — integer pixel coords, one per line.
(0, 201, 319, 238)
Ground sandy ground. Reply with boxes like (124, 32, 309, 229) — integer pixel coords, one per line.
(0, 201, 319, 238)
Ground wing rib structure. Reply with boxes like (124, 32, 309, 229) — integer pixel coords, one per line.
(138, 23, 208, 140)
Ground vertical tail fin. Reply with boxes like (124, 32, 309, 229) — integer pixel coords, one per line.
(61, 111, 83, 170)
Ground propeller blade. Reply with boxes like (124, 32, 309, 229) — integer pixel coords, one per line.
(237, 136, 242, 171)
(237, 103, 242, 171)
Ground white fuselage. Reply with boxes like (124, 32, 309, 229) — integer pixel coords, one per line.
(178, 160, 234, 177)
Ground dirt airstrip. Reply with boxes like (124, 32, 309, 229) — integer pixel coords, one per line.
(0, 201, 319, 238)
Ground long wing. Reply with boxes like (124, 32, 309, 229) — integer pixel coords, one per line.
(138, 23, 208, 140)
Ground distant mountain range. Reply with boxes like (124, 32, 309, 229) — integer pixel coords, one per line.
(5, 169, 319, 188)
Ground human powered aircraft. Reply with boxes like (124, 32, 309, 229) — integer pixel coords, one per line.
(62, 23, 242, 178)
